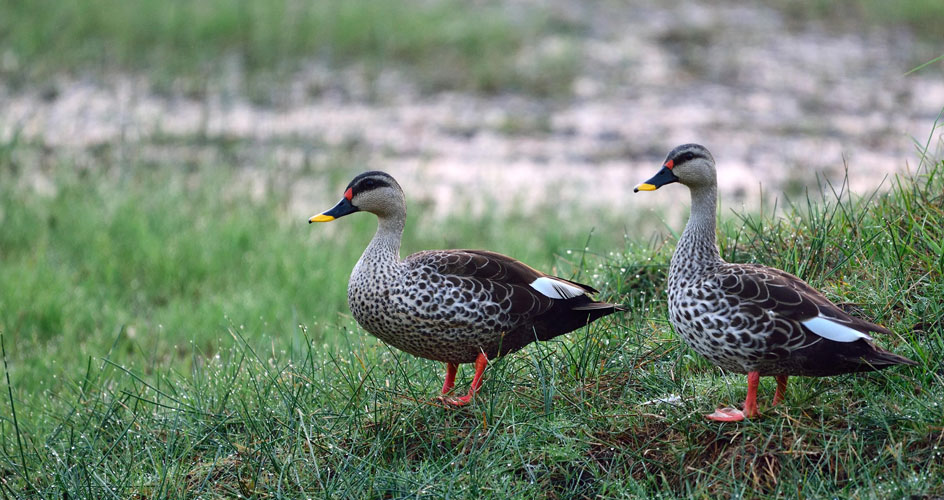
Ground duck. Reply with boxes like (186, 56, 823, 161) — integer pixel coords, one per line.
(634, 144, 916, 421)
(309, 171, 623, 406)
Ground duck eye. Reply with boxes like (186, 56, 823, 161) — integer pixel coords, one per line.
(365, 179, 376, 188)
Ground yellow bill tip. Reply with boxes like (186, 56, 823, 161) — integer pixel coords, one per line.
(634, 183, 657, 192)
(309, 214, 335, 223)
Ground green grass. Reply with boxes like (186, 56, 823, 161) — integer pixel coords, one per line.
(0, 0, 579, 97)
(0, 139, 624, 391)
(770, 0, 944, 39)
(0, 129, 942, 497)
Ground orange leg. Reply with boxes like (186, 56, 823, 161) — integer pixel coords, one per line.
(772, 375, 788, 406)
(441, 353, 488, 407)
(441, 362, 458, 395)
(707, 371, 760, 422)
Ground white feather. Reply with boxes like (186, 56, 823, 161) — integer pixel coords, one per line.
(529, 277, 585, 300)
(802, 315, 872, 343)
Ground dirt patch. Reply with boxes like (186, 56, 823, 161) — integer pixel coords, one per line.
(586, 420, 820, 495)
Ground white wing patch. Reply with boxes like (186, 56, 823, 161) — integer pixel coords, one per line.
(802, 315, 873, 343)
(530, 277, 586, 300)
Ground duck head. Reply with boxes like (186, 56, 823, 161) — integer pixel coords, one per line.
(309, 171, 406, 223)
(634, 144, 716, 192)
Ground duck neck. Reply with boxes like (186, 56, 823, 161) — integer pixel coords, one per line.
(671, 184, 722, 277)
(362, 214, 405, 267)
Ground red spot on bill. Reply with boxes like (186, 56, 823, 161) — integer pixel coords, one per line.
(664, 159, 674, 169)
(344, 187, 353, 200)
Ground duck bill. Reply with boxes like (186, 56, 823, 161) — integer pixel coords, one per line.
(634, 166, 679, 192)
(309, 197, 359, 223)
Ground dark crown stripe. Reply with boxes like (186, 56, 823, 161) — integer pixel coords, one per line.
(667, 143, 710, 167)
(347, 171, 396, 194)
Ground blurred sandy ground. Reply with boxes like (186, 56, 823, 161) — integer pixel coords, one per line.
(1, 0, 942, 220)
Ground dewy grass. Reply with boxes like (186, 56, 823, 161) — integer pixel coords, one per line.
(0, 0, 577, 96)
(0, 133, 942, 497)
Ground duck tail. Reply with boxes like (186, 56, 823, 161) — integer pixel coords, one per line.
(863, 346, 918, 368)
(572, 301, 626, 312)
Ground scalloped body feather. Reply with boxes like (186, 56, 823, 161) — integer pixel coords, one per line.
(349, 248, 618, 364)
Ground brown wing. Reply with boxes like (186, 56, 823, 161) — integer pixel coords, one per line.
(410, 249, 596, 290)
(725, 263, 893, 335)
(404, 249, 554, 318)
(713, 263, 912, 375)
(404, 249, 619, 356)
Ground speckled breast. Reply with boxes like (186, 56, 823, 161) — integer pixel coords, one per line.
(346, 264, 509, 364)
(667, 277, 775, 375)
